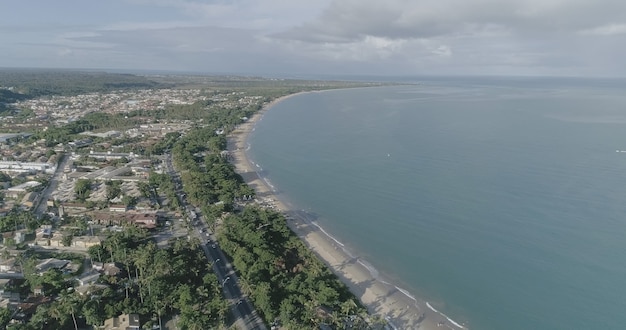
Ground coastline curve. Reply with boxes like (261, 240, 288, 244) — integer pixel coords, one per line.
(226, 91, 468, 330)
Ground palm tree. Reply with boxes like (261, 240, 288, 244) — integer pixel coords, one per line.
(56, 291, 80, 330)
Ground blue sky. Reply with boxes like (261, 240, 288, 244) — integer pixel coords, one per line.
(2, 0, 626, 77)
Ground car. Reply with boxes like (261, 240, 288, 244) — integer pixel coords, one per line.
(205, 232, 210, 237)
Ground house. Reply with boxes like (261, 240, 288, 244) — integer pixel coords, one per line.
(0, 258, 16, 273)
(75, 283, 108, 297)
(13, 296, 52, 322)
(35, 236, 50, 247)
(5, 181, 42, 199)
(48, 233, 65, 247)
(91, 211, 158, 229)
(35, 258, 70, 273)
(60, 202, 89, 215)
(102, 262, 125, 277)
(101, 313, 140, 330)
(21, 192, 38, 208)
(14, 231, 26, 244)
(40, 227, 52, 238)
(109, 204, 127, 212)
(76, 272, 100, 286)
(71, 236, 102, 249)
(0, 290, 20, 309)
(33, 286, 44, 296)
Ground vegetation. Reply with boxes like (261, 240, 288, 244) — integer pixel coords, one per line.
(169, 99, 373, 328)
(9, 228, 229, 330)
(219, 207, 369, 328)
(0, 71, 385, 329)
(0, 69, 166, 98)
(0, 208, 50, 233)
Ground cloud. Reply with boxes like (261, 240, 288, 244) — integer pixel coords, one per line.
(580, 23, 626, 36)
(3, 0, 626, 76)
(124, 0, 332, 31)
(275, 0, 626, 42)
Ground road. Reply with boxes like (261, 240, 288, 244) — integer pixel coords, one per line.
(165, 152, 266, 330)
(34, 152, 69, 217)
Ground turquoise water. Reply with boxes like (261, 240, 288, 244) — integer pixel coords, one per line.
(247, 79, 626, 330)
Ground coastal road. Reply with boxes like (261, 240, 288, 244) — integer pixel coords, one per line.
(165, 152, 266, 330)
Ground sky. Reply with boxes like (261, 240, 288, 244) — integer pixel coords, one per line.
(2, 0, 626, 77)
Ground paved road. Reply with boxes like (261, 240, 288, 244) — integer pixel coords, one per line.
(165, 153, 266, 330)
(34, 152, 69, 217)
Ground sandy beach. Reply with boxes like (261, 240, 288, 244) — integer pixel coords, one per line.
(227, 93, 467, 330)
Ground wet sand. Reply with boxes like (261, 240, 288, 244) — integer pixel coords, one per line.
(227, 92, 467, 330)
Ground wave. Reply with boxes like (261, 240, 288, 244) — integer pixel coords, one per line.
(426, 302, 466, 329)
(310, 221, 345, 247)
(357, 259, 379, 279)
(262, 178, 275, 191)
(395, 286, 416, 302)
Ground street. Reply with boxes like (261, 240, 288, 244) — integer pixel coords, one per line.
(165, 152, 266, 330)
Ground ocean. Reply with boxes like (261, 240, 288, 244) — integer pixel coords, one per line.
(246, 77, 626, 330)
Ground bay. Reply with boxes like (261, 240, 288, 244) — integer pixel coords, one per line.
(247, 78, 626, 330)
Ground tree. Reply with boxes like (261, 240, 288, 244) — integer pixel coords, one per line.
(122, 195, 137, 208)
(62, 234, 73, 247)
(82, 298, 105, 327)
(40, 269, 67, 296)
(105, 180, 122, 201)
(74, 179, 91, 201)
(0, 307, 11, 328)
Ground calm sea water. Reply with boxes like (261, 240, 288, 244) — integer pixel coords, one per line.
(247, 78, 626, 330)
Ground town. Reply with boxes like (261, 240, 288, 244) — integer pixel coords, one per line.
(0, 70, 382, 330)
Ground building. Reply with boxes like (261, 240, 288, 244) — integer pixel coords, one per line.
(0, 259, 16, 273)
(21, 192, 39, 208)
(0, 161, 54, 174)
(71, 236, 101, 249)
(5, 181, 42, 199)
(108, 204, 127, 212)
(35, 258, 70, 273)
(101, 313, 140, 330)
(91, 211, 158, 229)
(76, 272, 100, 286)
(102, 263, 125, 277)
(88, 150, 136, 161)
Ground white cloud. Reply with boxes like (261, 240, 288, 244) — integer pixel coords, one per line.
(3, 0, 626, 76)
(580, 23, 626, 36)
(432, 45, 452, 57)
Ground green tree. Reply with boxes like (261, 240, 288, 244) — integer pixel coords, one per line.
(62, 234, 73, 247)
(0, 307, 12, 328)
(74, 179, 92, 201)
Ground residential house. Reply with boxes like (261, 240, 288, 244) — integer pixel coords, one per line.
(91, 211, 157, 229)
(0, 289, 20, 309)
(101, 313, 140, 330)
(76, 272, 100, 286)
(21, 192, 38, 208)
(71, 236, 102, 249)
(102, 262, 125, 277)
(35, 258, 70, 273)
(0, 259, 16, 273)
(109, 204, 127, 212)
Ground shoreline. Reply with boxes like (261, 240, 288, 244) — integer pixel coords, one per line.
(226, 91, 467, 330)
